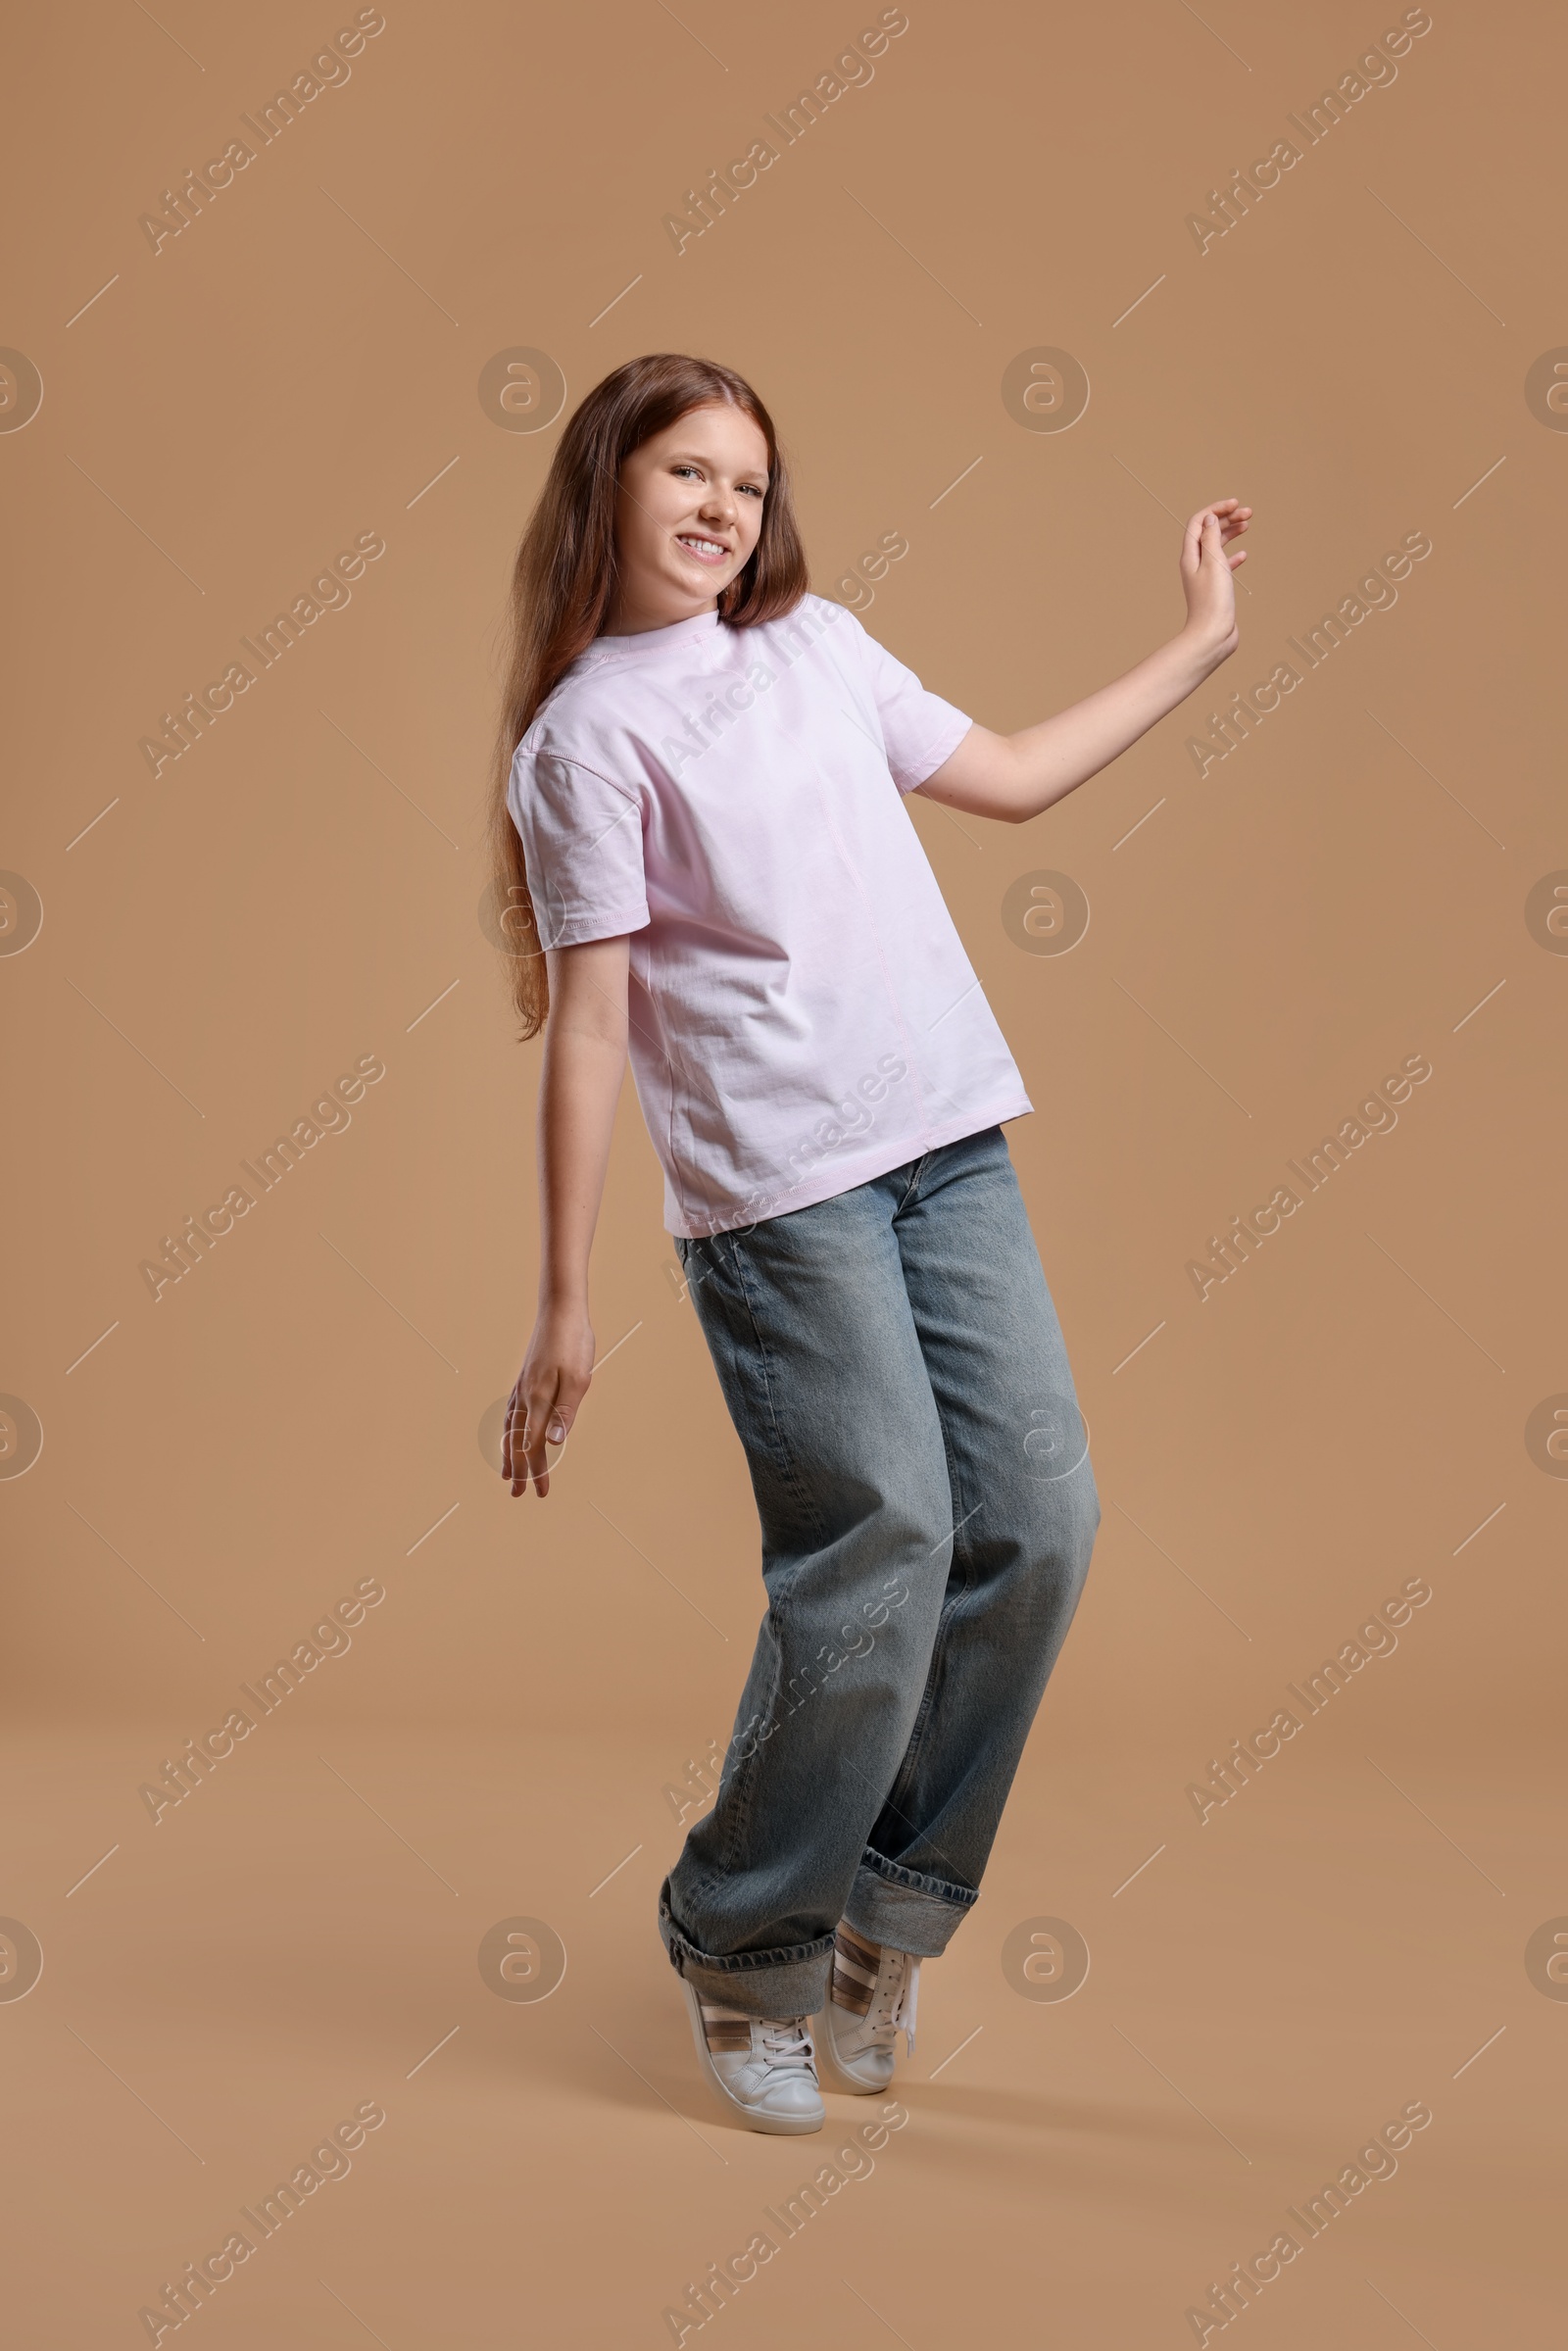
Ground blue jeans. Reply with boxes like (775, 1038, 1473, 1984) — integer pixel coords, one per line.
(658, 1124, 1099, 2018)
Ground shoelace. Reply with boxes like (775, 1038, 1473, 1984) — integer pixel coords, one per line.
(866, 1952, 920, 2057)
(757, 2018, 815, 2071)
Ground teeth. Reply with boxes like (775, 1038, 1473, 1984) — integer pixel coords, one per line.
(678, 536, 726, 556)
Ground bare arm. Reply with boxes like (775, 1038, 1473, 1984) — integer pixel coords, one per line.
(917, 500, 1251, 824)
(502, 933, 631, 1497)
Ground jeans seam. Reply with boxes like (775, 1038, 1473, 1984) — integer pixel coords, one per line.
(877, 1585, 961, 1849)
(703, 1235, 832, 1877)
(716, 1642, 783, 1883)
(872, 1293, 979, 1849)
(683, 1237, 764, 1875)
(727, 1239, 834, 1561)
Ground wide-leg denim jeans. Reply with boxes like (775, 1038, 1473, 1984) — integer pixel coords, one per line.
(657, 1124, 1100, 2018)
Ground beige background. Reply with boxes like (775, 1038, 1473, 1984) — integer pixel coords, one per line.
(3, 0, 1563, 2342)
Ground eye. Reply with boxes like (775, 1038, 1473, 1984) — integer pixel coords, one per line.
(739, 482, 765, 498)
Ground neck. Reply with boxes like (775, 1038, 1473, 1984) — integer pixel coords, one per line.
(605, 593, 717, 637)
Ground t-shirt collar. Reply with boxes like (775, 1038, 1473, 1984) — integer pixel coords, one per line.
(593, 608, 723, 659)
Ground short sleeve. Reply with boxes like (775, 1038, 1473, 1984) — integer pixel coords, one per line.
(848, 614, 974, 793)
(508, 750, 649, 949)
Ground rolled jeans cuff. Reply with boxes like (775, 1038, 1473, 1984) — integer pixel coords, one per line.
(842, 1846, 978, 1959)
(658, 1881, 835, 2019)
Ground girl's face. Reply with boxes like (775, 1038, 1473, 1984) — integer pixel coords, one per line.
(608, 402, 770, 633)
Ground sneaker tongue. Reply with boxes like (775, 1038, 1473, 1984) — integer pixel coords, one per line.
(893, 1957, 919, 2055)
(867, 1951, 919, 2055)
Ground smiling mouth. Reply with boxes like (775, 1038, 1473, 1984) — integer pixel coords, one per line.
(675, 534, 732, 563)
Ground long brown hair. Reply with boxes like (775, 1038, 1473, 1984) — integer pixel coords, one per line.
(487, 353, 808, 1038)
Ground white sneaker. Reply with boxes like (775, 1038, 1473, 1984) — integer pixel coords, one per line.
(678, 1979, 825, 2134)
(815, 1921, 921, 2093)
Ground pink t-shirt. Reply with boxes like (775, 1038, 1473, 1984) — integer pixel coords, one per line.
(507, 593, 1032, 1238)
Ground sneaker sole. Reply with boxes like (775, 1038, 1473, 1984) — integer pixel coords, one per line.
(811, 2006, 895, 2096)
(678, 1980, 825, 2135)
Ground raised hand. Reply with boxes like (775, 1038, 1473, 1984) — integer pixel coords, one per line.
(1179, 498, 1251, 660)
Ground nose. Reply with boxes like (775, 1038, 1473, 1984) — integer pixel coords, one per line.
(700, 480, 738, 531)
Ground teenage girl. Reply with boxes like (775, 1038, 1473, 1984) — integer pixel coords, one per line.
(492, 353, 1249, 2134)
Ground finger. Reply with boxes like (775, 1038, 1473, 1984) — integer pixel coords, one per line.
(522, 1418, 559, 1496)
(518, 1412, 545, 1496)
(517, 1410, 546, 1494)
(1200, 499, 1250, 541)
(506, 1387, 532, 1492)
(514, 1385, 549, 1497)
(519, 1381, 565, 1497)
(510, 1396, 533, 1492)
